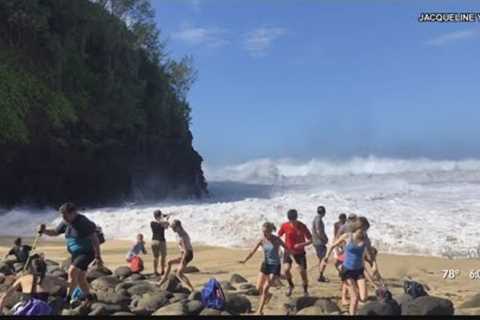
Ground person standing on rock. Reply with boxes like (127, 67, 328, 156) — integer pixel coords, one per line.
(151, 210, 170, 276)
(38, 202, 102, 305)
(278, 209, 313, 297)
(157, 220, 195, 292)
(312, 206, 329, 283)
(239, 222, 293, 315)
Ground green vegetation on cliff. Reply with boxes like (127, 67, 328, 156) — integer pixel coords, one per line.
(0, 0, 207, 207)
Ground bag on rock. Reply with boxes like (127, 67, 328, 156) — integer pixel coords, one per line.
(129, 256, 144, 273)
(404, 280, 428, 299)
(201, 278, 225, 311)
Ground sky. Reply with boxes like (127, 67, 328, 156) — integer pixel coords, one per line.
(152, 0, 480, 165)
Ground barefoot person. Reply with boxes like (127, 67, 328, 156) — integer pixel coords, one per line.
(333, 213, 347, 239)
(151, 210, 170, 276)
(126, 234, 147, 262)
(312, 206, 329, 283)
(158, 220, 194, 292)
(278, 209, 313, 297)
(3, 238, 32, 264)
(322, 220, 372, 315)
(240, 222, 292, 315)
(0, 256, 67, 315)
(38, 202, 102, 305)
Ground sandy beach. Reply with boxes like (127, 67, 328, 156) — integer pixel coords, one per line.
(1, 236, 479, 315)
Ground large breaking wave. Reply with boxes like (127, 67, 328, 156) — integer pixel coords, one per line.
(2, 156, 480, 259)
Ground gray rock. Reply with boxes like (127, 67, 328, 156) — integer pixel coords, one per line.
(125, 273, 145, 281)
(152, 302, 188, 316)
(87, 266, 113, 282)
(200, 308, 222, 316)
(225, 293, 252, 315)
(45, 259, 59, 266)
(114, 266, 133, 279)
(113, 312, 136, 316)
(47, 265, 62, 274)
(92, 276, 121, 291)
(460, 293, 480, 309)
(61, 304, 90, 316)
(396, 294, 413, 312)
(184, 266, 200, 274)
(13, 263, 24, 273)
(189, 291, 202, 301)
(285, 296, 319, 314)
(91, 303, 124, 314)
(186, 300, 204, 315)
(403, 296, 454, 315)
(0, 262, 13, 276)
(161, 275, 191, 294)
(220, 281, 236, 291)
(129, 292, 171, 315)
(230, 274, 248, 284)
(313, 298, 341, 314)
(358, 300, 401, 316)
(127, 282, 157, 296)
(50, 270, 68, 280)
(96, 290, 131, 306)
(170, 293, 189, 304)
(115, 282, 136, 293)
(48, 296, 66, 315)
(239, 283, 255, 290)
(89, 304, 108, 316)
(2, 290, 22, 308)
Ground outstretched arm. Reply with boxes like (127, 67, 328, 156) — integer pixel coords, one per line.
(239, 240, 262, 264)
(324, 233, 349, 263)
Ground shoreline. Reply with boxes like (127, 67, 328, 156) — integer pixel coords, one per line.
(1, 237, 479, 314)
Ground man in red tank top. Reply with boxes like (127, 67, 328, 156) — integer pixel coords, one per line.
(278, 209, 313, 296)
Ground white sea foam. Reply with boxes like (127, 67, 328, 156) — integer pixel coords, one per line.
(1, 156, 480, 259)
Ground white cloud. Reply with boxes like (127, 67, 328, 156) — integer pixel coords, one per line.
(244, 26, 287, 57)
(425, 29, 479, 46)
(172, 25, 229, 48)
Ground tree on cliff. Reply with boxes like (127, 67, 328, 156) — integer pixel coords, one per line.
(0, 0, 207, 207)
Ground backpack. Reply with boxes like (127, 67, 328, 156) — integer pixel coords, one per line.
(403, 280, 428, 299)
(11, 299, 52, 316)
(96, 226, 105, 245)
(201, 278, 225, 310)
(129, 256, 144, 273)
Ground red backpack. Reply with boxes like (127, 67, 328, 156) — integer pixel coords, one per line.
(129, 256, 144, 273)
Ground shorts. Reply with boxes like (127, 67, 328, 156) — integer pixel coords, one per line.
(183, 250, 194, 265)
(340, 268, 365, 282)
(151, 240, 167, 259)
(283, 252, 307, 270)
(71, 252, 95, 272)
(260, 262, 281, 276)
(313, 244, 327, 258)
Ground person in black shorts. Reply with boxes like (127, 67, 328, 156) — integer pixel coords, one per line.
(38, 203, 102, 305)
(150, 210, 170, 276)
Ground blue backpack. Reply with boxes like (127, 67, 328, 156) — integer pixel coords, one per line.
(201, 278, 225, 310)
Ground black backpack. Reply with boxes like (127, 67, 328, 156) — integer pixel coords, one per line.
(403, 280, 428, 299)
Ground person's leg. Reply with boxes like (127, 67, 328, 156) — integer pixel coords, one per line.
(283, 262, 294, 296)
(77, 270, 90, 296)
(256, 276, 272, 315)
(160, 241, 167, 275)
(176, 260, 194, 292)
(256, 272, 267, 296)
(357, 278, 367, 302)
(296, 255, 309, 295)
(341, 282, 349, 306)
(152, 242, 160, 276)
(345, 279, 359, 315)
(158, 257, 181, 286)
(67, 265, 79, 299)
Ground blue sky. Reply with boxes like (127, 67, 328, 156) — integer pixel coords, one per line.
(153, 1, 480, 165)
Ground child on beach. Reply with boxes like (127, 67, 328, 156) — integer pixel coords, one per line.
(240, 222, 293, 315)
(157, 220, 195, 292)
(126, 234, 147, 262)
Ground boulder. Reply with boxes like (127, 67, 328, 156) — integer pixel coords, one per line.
(296, 306, 331, 315)
(114, 266, 133, 279)
(220, 281, 236, 291)
(89, 304, 108, 316)
(50, 270, 68, 280)
(0, 273, 5, 284)
(402, 296, 454, 315)
(115, 282, 136, 293)
(2, 290, 22, 309)
(189, 291, 202, 301)
(161, 275, 190, 294)
(313, 299, 341, 314)
(285, 296, 319, 314)
(48, 296, 67, 315)
(61, 304, 90, 316)
(152, 302, 188, 316)
(125, 273, 145, 281)
(184, 266, 200, 274)
(127, 283, 157, 296)
(129, 292, 171, 315)
(47, 265, 62, 274)
(200, 308, 222, 316)
(358, 300, 401, 316)
(239, 283, 255, 290)
(92, 276, 121, 291)
(96, 290, 131, 306)
(460, 293, 480, 309)
(230, 274, 248, 284)
(45, 259, 60, 266)
(113, 312, 136, 316)
(91, 303, 124, 314)
(186, 300, 204, 315)
(0, 262, 13, 275)
(13, 263, 24, 273)
(225, 293, 252, 315)
(169, 293, 189, 304)
(87, 266, 113, 282)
